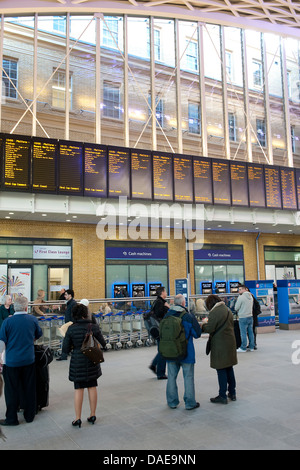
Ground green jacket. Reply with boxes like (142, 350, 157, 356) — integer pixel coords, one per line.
(202, 301, 238, 370)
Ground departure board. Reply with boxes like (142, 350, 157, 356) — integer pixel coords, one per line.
(248, 163, 266, 208)
(193, 156, 213, 204)
(230, 161, 249, 206)
(32, 138, 57, 193)
(84, 144, 107, 197)
(174, 155, 193, 202)
(4, 135, 31, 190)
(296, 169, 300, 210)
(58, 140, 83, 195)
(264, 166, 282, 209)
(153, 152, 173, 201)
(131, 150, 152, 200)
(280, 167, 297, 210)
(212, 160, 231, 205)
(108, 146, 130, 197)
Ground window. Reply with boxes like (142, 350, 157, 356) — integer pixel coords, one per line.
(103, 82, 121, 119)
(186, 40, 198, 71)
(103, 16, 119, 49)
(225, 51, 233, 82)
(2, 58, 18, 99)
(188, 102, 201, 134)
(52, 71, 72, 110)
(228, 112, 236, 141)
(291, 126, 296, 153)
(148, 93, 164, 127)
(53, 16, 66, 34)
(287, 70, 292, 99)
(147, 28, 161, 61)
(256, 118, 266, 147)
(253, 59, 263, 88)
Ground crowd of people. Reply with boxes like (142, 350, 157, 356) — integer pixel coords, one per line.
(0, 283, 259, 427)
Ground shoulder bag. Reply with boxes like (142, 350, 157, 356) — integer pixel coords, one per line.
(81, 323, 104, 364)
(206, 310, 230, 355)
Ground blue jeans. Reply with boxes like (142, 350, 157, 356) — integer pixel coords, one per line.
(216, 367, 236, 399)
(151, 340, 166, 378)
(166, 362, 197, 409)
(239, 316, 255, 350)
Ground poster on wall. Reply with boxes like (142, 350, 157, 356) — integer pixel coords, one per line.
(8, 268, 32, 302)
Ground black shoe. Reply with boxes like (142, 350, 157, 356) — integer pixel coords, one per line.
(227, 393, 237, 401)
(87, 416, 96, 424)
(210, 396, 228, 404)
(56, 356, 67, 361)
(149, 365, 156, 375)
(72, 419, 82, 428)
(186, 402, 200, 410)
(0, 419, 19, 426)
(157, 375, 168, 380)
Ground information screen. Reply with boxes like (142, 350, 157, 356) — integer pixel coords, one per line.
(174, 154, 193, 202)
(230, 161, 249, 206)
(32, 138, 57, 193)
(296, 169, 300, 210)
(212, 160, 231, 205)
(84, 144, 107, 197)
(108, 146, 130, 197)
(131, 150, 152, 200)
(58, 140, 83, 195)
(248, 163, 266, 208)
(280, 167, 297, 210)
(264, 166, 282, 209)
(153, 152, 173, 201)
(4, 135, 31, 190)
(193, 156, 213, 204)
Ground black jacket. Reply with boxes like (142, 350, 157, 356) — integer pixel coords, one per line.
(153, 296, 169, 322)
(62, 319, 106, 383)
(64, 298, 77, 323)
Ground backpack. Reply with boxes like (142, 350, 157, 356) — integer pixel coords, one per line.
(143, 302, 160, 339)
(158, 311, 187, 360)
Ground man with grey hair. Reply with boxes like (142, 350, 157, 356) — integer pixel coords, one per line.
(161, 294, 201, 410)
(0, 296, 42, 426)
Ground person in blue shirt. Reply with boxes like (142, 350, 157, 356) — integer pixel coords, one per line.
(164, 294, 202, 410)
(0, 296, 42, 426)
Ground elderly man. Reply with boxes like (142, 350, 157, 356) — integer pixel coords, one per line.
(162, 294, 201, 410)
(0, 296, 42, 426)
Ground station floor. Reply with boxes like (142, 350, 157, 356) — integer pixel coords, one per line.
(1, 328, 300, 451)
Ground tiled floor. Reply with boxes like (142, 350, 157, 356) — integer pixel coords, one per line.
(1, 328, 300, 450)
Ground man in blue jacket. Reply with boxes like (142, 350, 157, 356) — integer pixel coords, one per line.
(164, 294, 201, 410)
(0, 296, 42, 426)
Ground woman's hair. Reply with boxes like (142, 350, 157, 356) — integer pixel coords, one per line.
(72, 303, 88, 321)
(205, 294, 222, 311)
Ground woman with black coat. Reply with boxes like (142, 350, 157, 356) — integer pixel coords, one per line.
(62, 303, 106, 428)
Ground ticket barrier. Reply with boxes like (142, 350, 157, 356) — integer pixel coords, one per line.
(245, 280, 275, 333)
(277, 280, 300, 330)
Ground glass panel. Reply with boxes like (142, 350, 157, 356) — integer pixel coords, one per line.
(48, 266, 69, 300)
(227, 264, 244, 283)
(213, 264, 227, 282)
(147, 264, 169, 294)
(6, 245, 33, 258)
(285, 37, 300, 167)
(106, 264, 129, 298)
(33, 264, 48, 300)
(194, 264, 213, 295)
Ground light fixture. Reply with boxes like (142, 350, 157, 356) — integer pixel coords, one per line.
(42, 214, 47, 217)
(72, 215, 77, 219)
(9, 212, 14, 215)
(66, 219, 71, 222)
(5, 216, 10, 219)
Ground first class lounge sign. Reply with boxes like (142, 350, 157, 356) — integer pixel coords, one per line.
(33, 245, 72, 260)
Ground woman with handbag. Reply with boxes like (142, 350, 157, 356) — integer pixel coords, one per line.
(62, 303, 106, 428)
(201, 294, 238, 405)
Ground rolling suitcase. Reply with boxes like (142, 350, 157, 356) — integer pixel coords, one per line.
(233, 317, 241, 349)
(34, 345, 53, 412)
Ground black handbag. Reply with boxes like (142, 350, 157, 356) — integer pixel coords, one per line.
(206, 311, 230, 355)
(81, 324, 104, 364)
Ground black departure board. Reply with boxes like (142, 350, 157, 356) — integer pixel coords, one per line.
(280, 167, 297, 210)
(32, 138, 57, 193)
(84, 144, 107, 197)
(193, 156, 213, 204)
(174, 155, 193, 202)
(131, 149, 152, 200)
(153, 152, 173, 201)
(212, 160, 231, 205)
(108, 146, 130, 197)
(248, 163, 265, 208)
(264, 166, 282, 209)
(58, 140, 83, 195)
(230, 161, 249, 206)
(4, 135, 31, 190)
(296, 169, 300, 210)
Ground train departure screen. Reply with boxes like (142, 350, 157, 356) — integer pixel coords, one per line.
(230, 161, 249, 206)
(58, 141, 83, 195)
(84, 144, 107, 197)
(248, 163, 266, 208)
(280, 167, 297, 210)
(265, 166, 282, 209)
(131, 150, 152, 200)
(193, 157, 213, 204)
(174, 155, 193, 202)
(153, 152, 173, 201)
(32, 138, 57, 193)
(212, 160, 231, 205)
(108, 147, 130, 197)
(4, 136, 31, 190)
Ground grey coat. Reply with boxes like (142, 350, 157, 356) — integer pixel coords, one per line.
(202, 302, 238, 370)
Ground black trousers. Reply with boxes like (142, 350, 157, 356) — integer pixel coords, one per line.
(3, 363, 36, 424)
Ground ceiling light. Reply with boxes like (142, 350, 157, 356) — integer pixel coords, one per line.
(5, 216, 10, 219)
(72, 216, 77, 219)
(9, 212, 14, 215)
(42, 214, 47, 217)
(66, 219, 71, 222)
(218, 224, 222, 227)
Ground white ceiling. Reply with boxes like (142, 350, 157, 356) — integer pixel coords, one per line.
(1, 0, 300, 38)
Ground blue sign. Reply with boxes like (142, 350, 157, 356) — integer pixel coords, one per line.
(175, 278, 189, 306)
(106, 246, 168, 260)
(194, 248, 243, 261)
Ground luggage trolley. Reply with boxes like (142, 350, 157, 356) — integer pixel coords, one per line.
(50, 315, 65, 356)
(36, 317, 52, 349)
